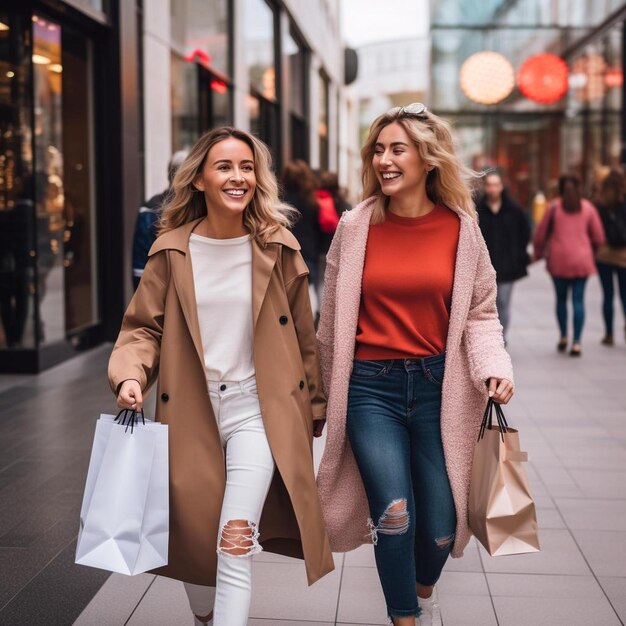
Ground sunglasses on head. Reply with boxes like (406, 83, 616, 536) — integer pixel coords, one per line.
(388, 102, 428, 119)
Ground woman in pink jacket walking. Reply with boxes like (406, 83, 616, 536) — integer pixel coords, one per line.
(533, 175, 605, 356)
(316, 103, 514, 626)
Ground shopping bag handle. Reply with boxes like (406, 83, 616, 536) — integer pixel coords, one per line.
(477, 399, 509, 442)
(114, 408, 145, 434)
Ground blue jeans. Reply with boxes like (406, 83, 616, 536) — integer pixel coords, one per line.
(552, 277, 587, 343)
(347, 354, 456, 619)
(597, 262, 626, 337)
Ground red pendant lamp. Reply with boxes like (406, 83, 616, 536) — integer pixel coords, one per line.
(518, 54, 569, 104)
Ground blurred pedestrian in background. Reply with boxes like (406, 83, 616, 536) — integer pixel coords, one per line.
(110, 128, 332, 626)
(533, 175, 605, 356)
(282, 160, 323, 313)
(132, 150, 188, 289)
(317, 103, 513, 626)
(316, 170, 349, 307)
(477, 170, 531, 342)
(594, 169, 626, 346)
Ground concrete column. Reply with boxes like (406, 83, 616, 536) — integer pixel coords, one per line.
(309, 54, 321, 168)
(143, 0, 172, 198)
(328, 79, 338, 171)
(232, 0, 250, 131)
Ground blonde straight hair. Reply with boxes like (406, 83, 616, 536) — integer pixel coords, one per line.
(158, 127, 296, 241)
(361, 109, 478, 223)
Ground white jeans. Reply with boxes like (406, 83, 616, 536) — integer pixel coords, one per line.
(184, 375, 275, 625)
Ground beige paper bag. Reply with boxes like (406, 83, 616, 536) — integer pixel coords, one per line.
(468, 401, 540, 556)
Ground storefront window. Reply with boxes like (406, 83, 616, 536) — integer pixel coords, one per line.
(171, 53, 199, 150)
(32, 14, 99, 346)
(285, 26, 308, 161)
(171, 0, 232, 150)
(0, 12, 36, 350)
(244, 0, 280, 161)
(244, 0, 276, 101)
(171, 0, 230, 77)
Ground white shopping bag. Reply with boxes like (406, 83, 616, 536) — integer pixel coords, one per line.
(75, 413, 169, 575)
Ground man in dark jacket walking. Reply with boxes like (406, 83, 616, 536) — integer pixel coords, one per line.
(477, 170, 531, 340)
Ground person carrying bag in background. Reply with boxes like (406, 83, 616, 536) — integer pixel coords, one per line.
(109, 127, 333, 626)
(533, 175, 605, 357)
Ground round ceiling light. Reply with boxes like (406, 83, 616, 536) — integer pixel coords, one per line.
(460, 51, 515, 105)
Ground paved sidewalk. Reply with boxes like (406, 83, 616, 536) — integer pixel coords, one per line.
(1, 263, 625, 625)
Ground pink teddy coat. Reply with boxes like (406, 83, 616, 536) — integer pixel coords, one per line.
(316, 197, 514, 558)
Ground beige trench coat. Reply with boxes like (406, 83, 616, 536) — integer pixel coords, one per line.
(108, 218, 334, 586)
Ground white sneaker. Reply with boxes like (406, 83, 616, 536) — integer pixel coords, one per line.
(417, 586, 442, 626)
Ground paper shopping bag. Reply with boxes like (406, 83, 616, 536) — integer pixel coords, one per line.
(468, 400, 540, 557)
(75, 411, 169, 575)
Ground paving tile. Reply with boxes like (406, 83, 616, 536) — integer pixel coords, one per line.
(535, 506, 567, 529)
(126, 575, 192, 625)
(0, 539, 110, 625)
(486, 573, 606, 599)
(437, 571, 489, 596)
(249, 561, 341, 621)
(437, 595, 497, 626)
(252, 622, 333, 626)
(598, 577, 626, 623)
(556, 498, 626, 531)
(343, 544, 375, 568)
(568, 469, 626, 500)
(492, 596, 621, 626)
(571, 530, 626, 577)
(73, 573, 155, 625)
(442, 545, 484, 573)
(479, 529, 590, 576)
(0, 519, 78, 608)
(335, 566, 389, 624)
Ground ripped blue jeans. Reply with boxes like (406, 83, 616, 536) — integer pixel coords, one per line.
(347, 354, 457, 619)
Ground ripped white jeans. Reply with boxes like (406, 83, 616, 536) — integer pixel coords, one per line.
(184, 375, 275, 626)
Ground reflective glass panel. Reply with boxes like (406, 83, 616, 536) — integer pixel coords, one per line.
(244, 0, 276, 100)
(0, 12, 36, 349)
(32, 14, 99, 345)
(171, 0, 230, 77)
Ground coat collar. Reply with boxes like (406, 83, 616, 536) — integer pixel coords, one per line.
(148, 218, 301, 256)
(148, 218, 301, 371)
(338, 196, 479, 365)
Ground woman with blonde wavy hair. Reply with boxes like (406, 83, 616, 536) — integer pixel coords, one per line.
(316, 104, 514, 626)
(109, 127, 334, 626)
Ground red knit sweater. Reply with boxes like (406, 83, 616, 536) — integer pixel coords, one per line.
(355, 205, 460, 360)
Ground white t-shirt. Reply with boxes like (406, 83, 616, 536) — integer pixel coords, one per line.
(189, 232, 255, 381)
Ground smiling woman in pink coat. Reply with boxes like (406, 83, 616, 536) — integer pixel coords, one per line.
(316, 104, 514, 626)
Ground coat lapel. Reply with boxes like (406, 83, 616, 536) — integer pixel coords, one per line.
(171, 249, 206, 371)
(252, 240, 279, 328)
(446, 212, 479, 361)
(335, 199, 376, 364)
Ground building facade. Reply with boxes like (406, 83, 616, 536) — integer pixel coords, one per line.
(143, 0, 345, 199)
(430, 0, 626, 209)
(0, 0, 347, 372)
